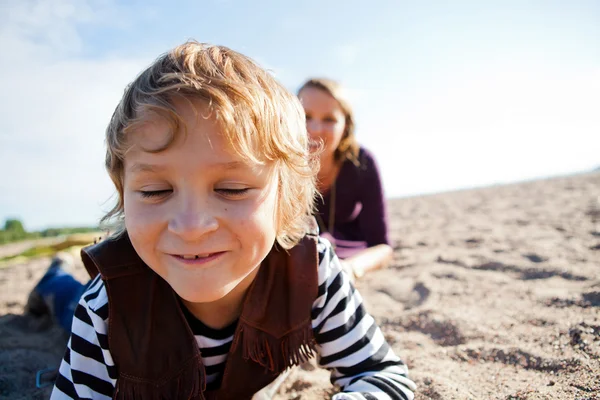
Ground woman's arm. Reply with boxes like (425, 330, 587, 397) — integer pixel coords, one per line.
(341, 243, 393, 280)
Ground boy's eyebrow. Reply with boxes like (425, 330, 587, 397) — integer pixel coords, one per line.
(218, 161, 247, 170)
(128, 161, 248, 173)
(129, 163, 165, 173)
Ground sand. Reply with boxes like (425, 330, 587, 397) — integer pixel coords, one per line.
(1, 172, 599, 399)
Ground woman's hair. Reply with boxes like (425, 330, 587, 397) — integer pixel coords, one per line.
(298, 78, 360, 164)
(102, 41, 319, 249)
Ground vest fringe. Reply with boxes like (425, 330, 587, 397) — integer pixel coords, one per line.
(236, 320, 317, 372)
(114, 354, 206, 400)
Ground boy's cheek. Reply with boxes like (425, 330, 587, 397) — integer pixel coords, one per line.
(239, 195, 278, 225)
(123, 196, 161, 230)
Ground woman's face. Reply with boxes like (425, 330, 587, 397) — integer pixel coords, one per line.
(298, 86, 346, 161)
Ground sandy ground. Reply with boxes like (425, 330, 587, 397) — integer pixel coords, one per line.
(1, 172, 599, 399)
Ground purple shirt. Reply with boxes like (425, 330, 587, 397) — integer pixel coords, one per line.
(315, 147, 390, 259)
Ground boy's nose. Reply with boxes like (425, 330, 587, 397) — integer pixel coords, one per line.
(168, 207, 219, 240)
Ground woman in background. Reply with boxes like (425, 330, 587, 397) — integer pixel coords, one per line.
(298, 78, 393, 281)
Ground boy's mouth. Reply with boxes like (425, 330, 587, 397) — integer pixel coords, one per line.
(177, 252, 220, 260)
(170, 252, 226, 266)
(181, 254, 210, 260)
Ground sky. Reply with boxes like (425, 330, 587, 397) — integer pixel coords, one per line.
(1, 0, 599, 230)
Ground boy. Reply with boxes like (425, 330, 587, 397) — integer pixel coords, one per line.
(51, 41, 416, 399)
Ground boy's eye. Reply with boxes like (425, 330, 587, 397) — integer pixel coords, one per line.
(139, 189, 172, 198)
(216, 188, 250, 198)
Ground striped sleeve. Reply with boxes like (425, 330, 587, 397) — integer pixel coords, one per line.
(312, 238, 417, 400)
(50, 275, 116, 399)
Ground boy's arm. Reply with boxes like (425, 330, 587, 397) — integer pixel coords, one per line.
(312, 239, 416, 400)
(51, 276, 117, 400)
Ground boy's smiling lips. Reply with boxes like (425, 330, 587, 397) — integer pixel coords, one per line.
(168, 251, 227, 267)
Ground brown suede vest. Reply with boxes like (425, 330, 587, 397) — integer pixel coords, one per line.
(80, 230, 319, 400)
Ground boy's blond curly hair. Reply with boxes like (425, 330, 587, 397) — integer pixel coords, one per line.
(102, 41, 318, 249)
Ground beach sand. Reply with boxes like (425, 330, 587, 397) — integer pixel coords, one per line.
(1, 171, 599, 399)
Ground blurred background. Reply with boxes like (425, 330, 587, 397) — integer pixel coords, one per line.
(1, 0, 599, 233)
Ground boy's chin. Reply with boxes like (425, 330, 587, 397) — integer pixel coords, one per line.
(172, 277, 245, 305)
(175, 285, 234, 305)
(167, 266, 261, 311)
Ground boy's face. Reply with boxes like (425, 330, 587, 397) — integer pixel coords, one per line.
(122, 98, 279, 308)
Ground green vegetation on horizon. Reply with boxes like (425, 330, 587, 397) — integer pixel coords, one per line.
(0, 218, 99, 245)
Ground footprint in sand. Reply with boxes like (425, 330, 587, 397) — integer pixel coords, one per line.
(371, 280, 431, 311)
(544, 291, 600, 308)
(581, 291, 600, 306)
(522, 253, 547, 263)
(451, 347, 580, 372)
(413, 375, 474, 400)
(585, 196, 600, 222)
(473, 261, 588, 281)
(464, 237, 483, 248)
(410, 282, 430, 308)
(382, 311, 467, 347)
(432, 272, 463, 281)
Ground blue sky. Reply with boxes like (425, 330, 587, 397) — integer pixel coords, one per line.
(1, 0, 599, 230)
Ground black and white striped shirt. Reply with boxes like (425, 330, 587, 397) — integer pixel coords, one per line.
(51, 238, 416, 399)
